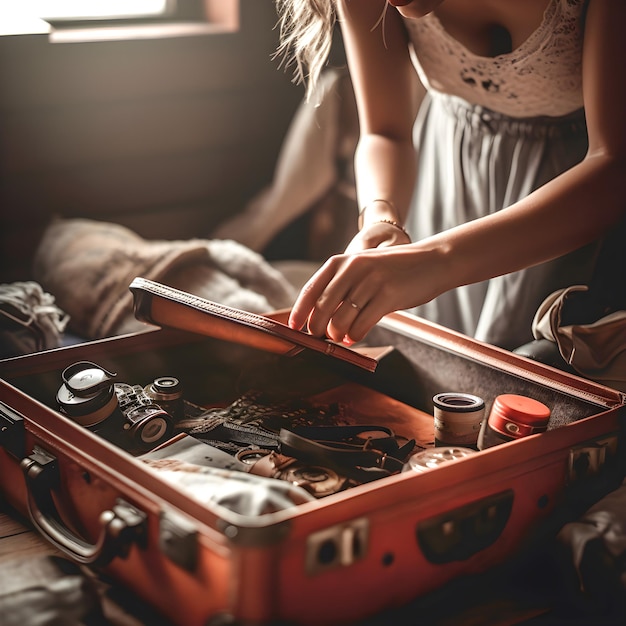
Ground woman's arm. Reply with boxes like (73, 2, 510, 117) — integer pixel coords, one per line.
(435, 0, 626, 285)
(289, 0, 626, 344)
(338, 0, 424, 248)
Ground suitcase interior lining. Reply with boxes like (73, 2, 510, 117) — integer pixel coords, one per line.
(3, 324, 607, 454)
(360, 325, 605, 429)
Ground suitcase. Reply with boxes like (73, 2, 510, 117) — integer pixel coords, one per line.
(0, 279, 624, 626)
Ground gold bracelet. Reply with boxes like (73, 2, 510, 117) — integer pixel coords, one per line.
(358, 198, 398, 230)
(371, 219, 411, 242)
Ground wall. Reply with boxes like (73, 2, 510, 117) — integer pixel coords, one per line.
(0, 1, 304, 282)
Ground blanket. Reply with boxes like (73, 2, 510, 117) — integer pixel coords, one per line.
(33, 218, 297, 340)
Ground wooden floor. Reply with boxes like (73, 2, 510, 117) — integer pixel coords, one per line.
(0, 499, 171, 625)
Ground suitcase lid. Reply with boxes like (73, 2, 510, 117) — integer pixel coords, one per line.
(129, 277, 379, 372)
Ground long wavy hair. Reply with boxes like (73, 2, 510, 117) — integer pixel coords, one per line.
(274, 0, 338, 100)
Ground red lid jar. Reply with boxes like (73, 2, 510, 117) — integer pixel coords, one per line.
(487, 394, 551, 440)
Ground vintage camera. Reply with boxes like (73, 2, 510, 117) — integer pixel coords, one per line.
(56, 361, 175, 453)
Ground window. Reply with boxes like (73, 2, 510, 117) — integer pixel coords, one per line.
(17, 1, 239, 40)
(26, 1, 176, 21)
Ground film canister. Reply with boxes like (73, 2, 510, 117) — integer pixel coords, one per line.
(433, 392, 485, 449)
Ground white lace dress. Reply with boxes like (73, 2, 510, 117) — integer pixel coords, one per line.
(402, 0, 597, 350)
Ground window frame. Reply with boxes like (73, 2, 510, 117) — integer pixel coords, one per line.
(29, 0, 178, 24)
(33, 0, 240, 42)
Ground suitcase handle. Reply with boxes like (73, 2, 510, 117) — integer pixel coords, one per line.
(21, 447, 147, 566)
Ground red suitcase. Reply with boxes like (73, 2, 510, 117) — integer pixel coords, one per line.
(0, 279, 624, 626)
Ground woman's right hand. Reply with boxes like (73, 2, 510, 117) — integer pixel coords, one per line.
(288, 238, 447, 345)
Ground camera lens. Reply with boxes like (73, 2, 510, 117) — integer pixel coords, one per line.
(283, 463, 344, 497)
(151, 376, 181, 395)
(57, 365, 118, 427)
(122, 403, 173, 446)
(132, 411, 171, 444)
(144, 376, 184, 422)
(117, 384, 174, 450)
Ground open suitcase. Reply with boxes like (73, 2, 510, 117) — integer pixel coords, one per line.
(0, 278, 625, 626)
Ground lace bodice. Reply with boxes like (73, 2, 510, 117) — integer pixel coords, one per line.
(403, 0, 586, 118)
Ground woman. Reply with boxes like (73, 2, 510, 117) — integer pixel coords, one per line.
(277, 0, 626, 350)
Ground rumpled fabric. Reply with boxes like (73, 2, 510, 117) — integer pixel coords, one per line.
(144, 458, 315, 516)
(532, 285, 626, 391)
(0, 555, 103, 626)
(33, 217, 297, 340)
(556, 478, 626, 616)
(141, 434, 314, 515)
(0, 281, 69, 357)
(406, 92, 596, 350)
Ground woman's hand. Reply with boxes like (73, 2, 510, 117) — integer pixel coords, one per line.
(345, 220, 411, 253)
(289, 242, 445, 345)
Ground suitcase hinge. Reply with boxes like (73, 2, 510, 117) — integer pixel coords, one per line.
(0, 401, 26, 460)
(305, 517, 369, 576)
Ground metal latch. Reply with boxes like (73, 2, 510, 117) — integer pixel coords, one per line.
(567, 434, 619, 484)
(305, 517, 369, 576)
(0, 401, 26, 459)
(416, 490, 514, 564)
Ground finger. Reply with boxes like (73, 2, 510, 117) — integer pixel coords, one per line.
(335, 294, 389, 345)
(305, 257, 374, 338)
(343, 305, 385, 344)
(288, 281, 325, 333)
(324, 292, 370, 343)
(346, 295, 362, 312)
(288, 259, 341, 333)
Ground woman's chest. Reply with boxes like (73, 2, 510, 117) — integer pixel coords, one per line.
(433, 0, 553, 57)
(403, 0, 586, 118)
